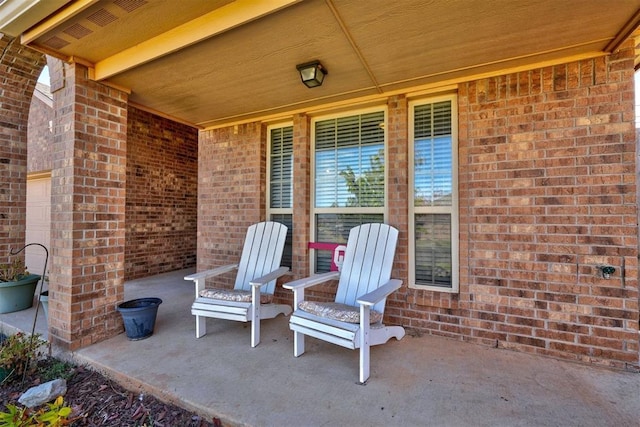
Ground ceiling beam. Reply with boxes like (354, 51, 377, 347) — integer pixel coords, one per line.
(604, 7, 640, 53)
(92, 0, 300, 81)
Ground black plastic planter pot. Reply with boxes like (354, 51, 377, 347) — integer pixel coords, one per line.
(117, 298, 162, 340)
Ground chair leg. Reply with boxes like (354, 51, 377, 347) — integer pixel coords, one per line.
(195, 315, 206, 338)
(293, 331, 305, 357)
(359, 306, 371, 384)
(251, 301, 260, 348)
(359, 342, 370, 384)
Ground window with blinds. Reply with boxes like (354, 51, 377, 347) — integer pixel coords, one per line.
(267, 125, 293, 268)
(313, 110, 386, 273)
(410, 97, 458, 291)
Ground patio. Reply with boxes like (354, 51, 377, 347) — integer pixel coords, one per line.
(1, 269, 639, 426)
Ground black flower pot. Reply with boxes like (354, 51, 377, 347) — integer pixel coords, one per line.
(117, 298, 162, 340)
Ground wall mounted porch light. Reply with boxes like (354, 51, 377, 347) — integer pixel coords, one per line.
(296, 60, 327, 88)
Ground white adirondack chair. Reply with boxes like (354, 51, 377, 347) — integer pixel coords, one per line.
(185, 221, 291, 347)
(284, 223, 405, 383)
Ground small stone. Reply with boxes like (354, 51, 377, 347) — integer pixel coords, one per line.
(18, 378, 67, 408)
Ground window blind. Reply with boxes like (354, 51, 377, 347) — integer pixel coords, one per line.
(315, 111, 385, 208)
(414, 213, 452, 287)
(269, 126, 293, 268)
(414, 101, 452, 207)
(270, 126, 293, 209)
(315, 213, 384, 273)
(313, 110, 386, 273)
(413, 99, 455, 289)
(270, 213, 292, 269)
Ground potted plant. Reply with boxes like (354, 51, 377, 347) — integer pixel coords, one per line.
(0, 332, 45, 384)
(0, 258, 41, 314)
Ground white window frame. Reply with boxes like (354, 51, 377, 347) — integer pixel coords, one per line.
(265, 122, 294, 270)
(266, 121, 293, 220)
(408, 94, 459, 292)
(310, 107, 388, 273)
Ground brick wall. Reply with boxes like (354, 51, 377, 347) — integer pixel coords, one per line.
(0, 38, 45, 264)
(27, 85, 53, 173)
(125, 106, 198, 279)
(401, 42, 638, 369)
(197, 123, 266, 288)
(291, 114, 311, 280)
(196, 42, 638, 370)
(386, 94, 410, 323)
(25, 88, 197, 280)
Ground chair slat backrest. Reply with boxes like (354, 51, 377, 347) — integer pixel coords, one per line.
(335, 223, 398, 313)
(234, 222, 288, 295)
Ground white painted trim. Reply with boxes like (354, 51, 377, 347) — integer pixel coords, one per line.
(408, 93, 459, 293)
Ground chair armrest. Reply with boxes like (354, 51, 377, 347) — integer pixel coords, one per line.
(283, 271, 340, 308)
(185, 264, 239, 297)
(184, 264, 238, 281)
(356, 279, 402, 307)
(250, 267, 290, 288)
(282, 271, 340, 290)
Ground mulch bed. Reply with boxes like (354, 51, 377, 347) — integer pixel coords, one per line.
(1, 357, 222, 426)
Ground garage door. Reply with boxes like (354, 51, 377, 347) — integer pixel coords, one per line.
(26, 175, 51, 278)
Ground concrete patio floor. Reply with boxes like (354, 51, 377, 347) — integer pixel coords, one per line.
(1, 268, 639, 426)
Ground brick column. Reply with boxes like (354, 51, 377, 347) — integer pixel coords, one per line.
(386, 95, 409, 276)
(49, 62, 128, 350)
(386, 95, 409, 324)
(292, 113, 311, 279)
(0, 37, 46, 264)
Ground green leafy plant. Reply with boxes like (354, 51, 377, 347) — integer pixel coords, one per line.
(37, 360, 75, 384)
(0, 259, 29, 283)
(0, 333, 46, 384)
(0, 404, 25, 426)
(0, 396, 75, 426)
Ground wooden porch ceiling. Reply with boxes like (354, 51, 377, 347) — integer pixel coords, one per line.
(2, 0, 639, 129)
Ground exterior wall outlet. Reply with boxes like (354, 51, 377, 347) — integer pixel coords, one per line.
(599, 265, 615, 279)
